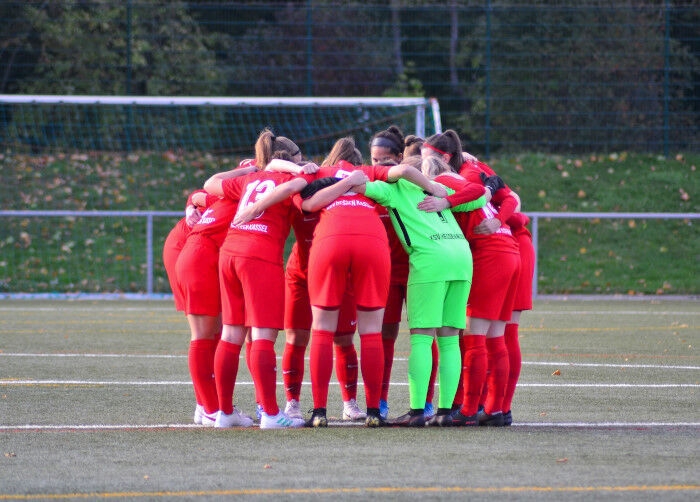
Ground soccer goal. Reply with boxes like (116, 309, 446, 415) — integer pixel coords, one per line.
(0, 95, 442, 157)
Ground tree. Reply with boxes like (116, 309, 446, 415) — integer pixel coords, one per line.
(18, 0, 225, 95)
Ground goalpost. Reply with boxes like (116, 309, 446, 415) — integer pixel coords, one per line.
(0, 94, 442, 296)
(0, 95, 442, 157)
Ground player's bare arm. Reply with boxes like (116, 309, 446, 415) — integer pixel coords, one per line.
(202, 165, 257, 196)
(386, 163, 448, 198)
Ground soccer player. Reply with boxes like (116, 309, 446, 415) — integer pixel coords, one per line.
(202, 130, 312, 429)
(368, 126, 417, 420)
(501, 211, 535, 425)
(175, 163, 259, 426)
(281, 186, 365, 422)
(162, 189, 209, 423)
(458, 148, 532, 426)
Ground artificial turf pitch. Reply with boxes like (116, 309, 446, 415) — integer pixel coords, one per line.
(1, 299, 698, 500)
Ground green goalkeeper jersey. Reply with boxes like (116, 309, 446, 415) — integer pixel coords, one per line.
(364, 179, 486, 285)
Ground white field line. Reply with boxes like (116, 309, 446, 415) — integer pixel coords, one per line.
(2, 306, 700, 315)
(0, 353, 188, 358)
(0, 422, 698, 431)
(1, 353, 698, 371)
(0, 380, 698, 388)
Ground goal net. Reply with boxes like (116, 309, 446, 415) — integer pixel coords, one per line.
(0, 95, 442, 157)
(0, 95, 441, 296)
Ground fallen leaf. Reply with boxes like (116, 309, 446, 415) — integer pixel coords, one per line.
(556, 458, 568, 463)
(552, 369, 561, 376)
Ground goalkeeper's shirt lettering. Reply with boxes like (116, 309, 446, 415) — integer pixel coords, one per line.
(428, 232, 467, 241)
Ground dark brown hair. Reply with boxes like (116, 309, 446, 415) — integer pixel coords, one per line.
(424, 129, 462, 173)
(369, 125, 405, 157)
(403, 135, 424, 157)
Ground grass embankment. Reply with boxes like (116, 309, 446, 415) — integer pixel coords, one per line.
(1, 151, 698, 294)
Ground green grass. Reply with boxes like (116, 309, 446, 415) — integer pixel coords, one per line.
(0, 299, 698, 500)
(1, 151, 698, 294)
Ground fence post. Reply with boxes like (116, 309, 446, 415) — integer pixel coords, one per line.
(484, 0, 492, 159)
(663, 0, 670, 157)
(531, 214, 539, 299)
(146, 213, 154, 295)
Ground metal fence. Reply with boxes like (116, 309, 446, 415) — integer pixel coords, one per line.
(0, 1, 698, 156)
(1, 210, 698, 298)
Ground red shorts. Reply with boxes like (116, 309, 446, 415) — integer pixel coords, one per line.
(383, 283, 406, 324)
(219, 253, 285, 329)
(163, 231, 186, 311)
(512, 230, 535, 311)
(285, 253, 357, 332)
(308, 234, 390, 310)
(175, 235, 221, 317)
(467, 251, 521, 321)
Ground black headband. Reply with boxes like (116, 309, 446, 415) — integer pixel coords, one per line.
(371, 136, 401, 154)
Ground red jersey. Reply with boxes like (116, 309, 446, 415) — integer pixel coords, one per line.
(288, 194, 319, 274)
(188, 198, 237, 248)
(219, 170, 296, 265)
(301, 160, 392, 242)
(436, 173, 518, 256)
(459, 160, 518, 225)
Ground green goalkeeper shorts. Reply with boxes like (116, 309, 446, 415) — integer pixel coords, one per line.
(406, 279, 470, 330)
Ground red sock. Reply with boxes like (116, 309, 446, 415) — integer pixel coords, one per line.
(425, 338, 439, 405)
(381, 336, 395, 401)
(213, 339, 242, 415)
(359, 332, 384, 409)
(245, 340, 259, 405)
(460, 335, 487, 416)
(479, 373, 489, 409)
(502, 323, 522, 413)
(484, 336, 509, 415)
(189, 339, 219, 414)
(334, 342, 358, 401)
(250, 339, 279, 416)
(282, 342, 306, 402)
(452, 336, 466, 409)
(309, 330, 334, 409)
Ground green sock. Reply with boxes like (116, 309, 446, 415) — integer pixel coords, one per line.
(436, 336, 461, 410)
(408, 334, 434, 410)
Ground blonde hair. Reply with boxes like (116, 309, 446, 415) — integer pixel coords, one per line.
(254, 128, 301, 168)
(322, 136, 363, 166)
(421, 156, 452, 178)
(401, 155, 423, 170)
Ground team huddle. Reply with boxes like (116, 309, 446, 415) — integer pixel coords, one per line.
(163, 125, 535, 429)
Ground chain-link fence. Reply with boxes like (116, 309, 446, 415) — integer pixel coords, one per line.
(1, 0, 698, 156)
